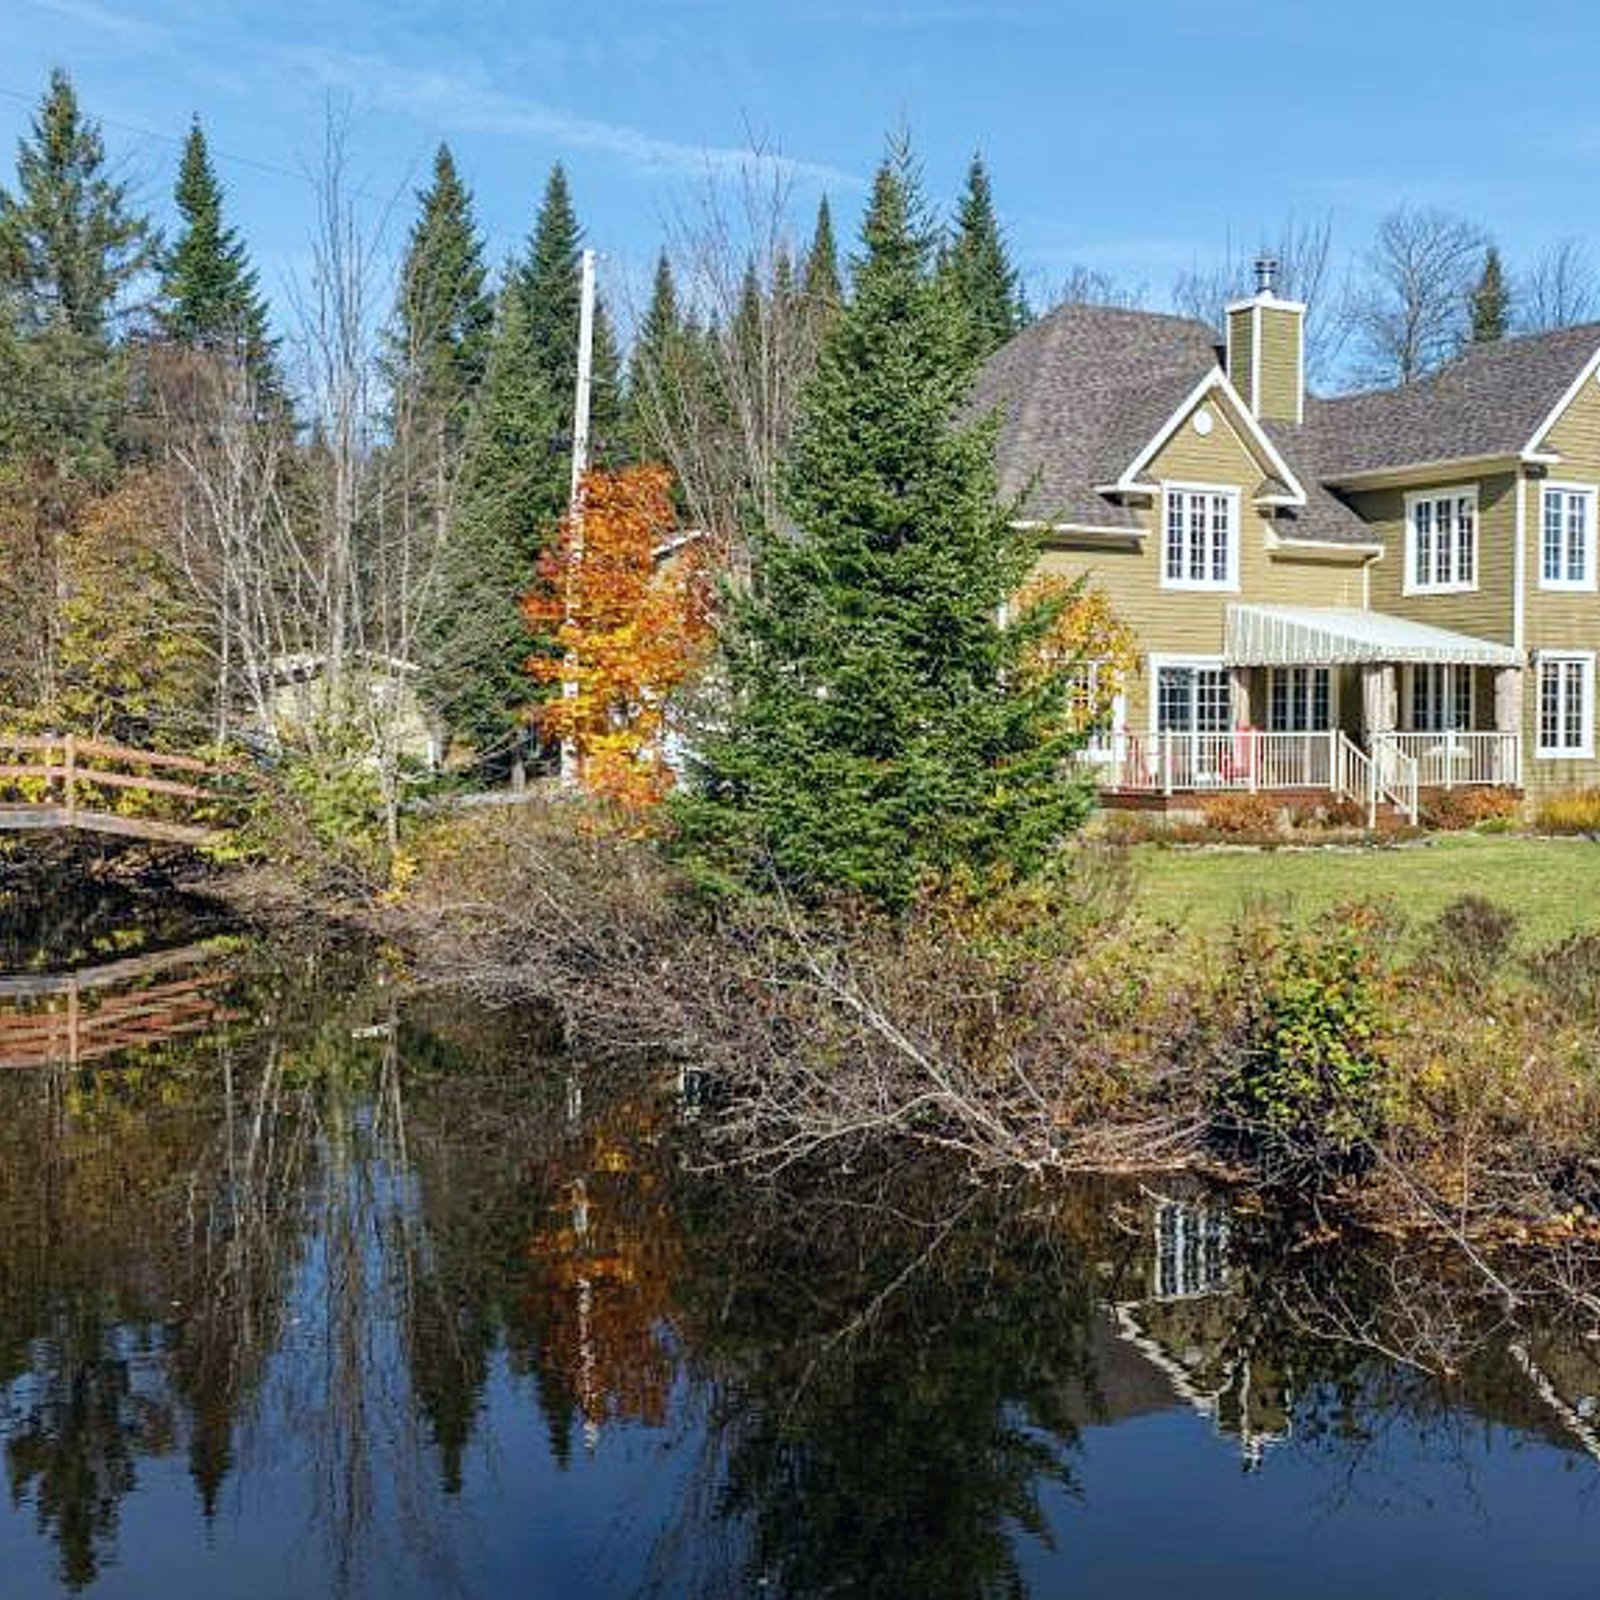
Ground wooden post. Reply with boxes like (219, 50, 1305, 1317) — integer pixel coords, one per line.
(63, 733, 76, 822)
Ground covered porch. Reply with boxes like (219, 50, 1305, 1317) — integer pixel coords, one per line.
(1094, 606, 1525, 822)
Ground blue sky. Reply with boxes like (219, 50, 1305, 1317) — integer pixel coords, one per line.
(4, 0, 1600, 336)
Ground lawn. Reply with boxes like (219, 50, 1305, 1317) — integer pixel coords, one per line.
(1131, 833, 1600, 945)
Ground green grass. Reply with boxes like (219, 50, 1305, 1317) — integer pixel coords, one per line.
(1131, 833, 1600, 946)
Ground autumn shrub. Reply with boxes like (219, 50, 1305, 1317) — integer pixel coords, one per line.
(1414, 894, 1520, 992)
(1526, 931, 1600, 1024)
(1534, 788, 1600, 835)
(1198, 792, 1283, 838)
(1213, 909, 1395, 1179)
(1418, 787, 1519, 832)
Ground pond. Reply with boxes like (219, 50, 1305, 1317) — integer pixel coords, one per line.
(1, 880, 1598, 1598)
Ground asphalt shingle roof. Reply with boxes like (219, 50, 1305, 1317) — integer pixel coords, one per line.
(974, 304, 1600, 547)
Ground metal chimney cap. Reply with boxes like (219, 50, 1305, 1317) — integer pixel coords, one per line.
(1254, 255, 1280, 297)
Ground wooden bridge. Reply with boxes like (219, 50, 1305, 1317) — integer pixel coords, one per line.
(0, 941, 238, 1070)
(0, 733, 233, 847)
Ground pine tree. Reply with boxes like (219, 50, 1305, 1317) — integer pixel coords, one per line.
(674, 143, 1093, 910)
(421, 275, 560, 760)
(161, 117, 274, 375)
(803, 196, 843, 313)
(940, 153, 1026, 366)
(1470, 246, 1510, 345)
(385, 143, 493, 431)
(0, 67, 155, 340)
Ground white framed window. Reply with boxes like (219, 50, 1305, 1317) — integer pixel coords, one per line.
(1267, 666, 1334, 732)
(1152, 658, 1232, 733)
(1068, 661, 1127, 763)
(1540, 484, 1597, 591)
(1408, 664, 1476, 732)
(1161, 483, 1240, 591)
(1536, 652, 1595, 759)
(1404, 486, 1478, 595)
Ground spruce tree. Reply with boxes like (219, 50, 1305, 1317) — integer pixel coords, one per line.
(1470, 246, 1510, 344)
(626, 252, 684, 459)
(0, 67, 155, 340)
(675, 144, 1093, 910)
(161, 117, 274, 375)
(386, 143, 493, 431)
(422, 274, 560, 760)
(803, 196, 843, 312)
(940, 153, 1026, 366)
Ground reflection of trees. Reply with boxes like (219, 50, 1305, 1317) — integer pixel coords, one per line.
(660, 1171, 1098, 1600)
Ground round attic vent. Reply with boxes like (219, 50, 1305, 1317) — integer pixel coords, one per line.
(1193, 408, 1215, 436)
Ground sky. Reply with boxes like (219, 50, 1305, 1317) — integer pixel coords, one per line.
(4, 0, 1600, 341)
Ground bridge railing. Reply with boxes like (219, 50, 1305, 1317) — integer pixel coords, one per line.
(0, 733, 238, 843)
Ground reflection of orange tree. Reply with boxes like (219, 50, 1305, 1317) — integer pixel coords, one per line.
(519, 1096, 684, 1436)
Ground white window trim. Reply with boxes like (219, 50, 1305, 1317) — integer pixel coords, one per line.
(1265, 665, 1340, 732)
(1159, 482, 1242, 594)
(1403, 484, 1480, 597)
(1538, 481, 1599, 594)
(1147, 655, 1231, 734)
(1535, 650, 1596, 760)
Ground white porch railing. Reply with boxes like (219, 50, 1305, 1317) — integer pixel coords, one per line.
(1371, 731, 1522, 789)
(1096, 730, 1335, 795)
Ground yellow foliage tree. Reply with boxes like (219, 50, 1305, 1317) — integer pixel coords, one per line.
(522, 466, 710, 809)
(1014, 576, 1139, 736)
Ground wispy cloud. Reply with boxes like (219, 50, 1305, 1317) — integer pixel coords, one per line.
(284, 46, 857, 189)
(23, 0, 166, 45)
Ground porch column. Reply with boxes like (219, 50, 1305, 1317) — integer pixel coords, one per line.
(1494, 667, 1524, 786)
(1361, 664, 1397, 743)
(1230, 667, 1254, 729)
(1493, 667, 1523, 734)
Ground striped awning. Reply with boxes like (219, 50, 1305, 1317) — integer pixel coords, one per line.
(1225, 605, 1521, 668)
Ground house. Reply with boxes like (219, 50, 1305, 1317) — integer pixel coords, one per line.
(976, 262, 1600, 816)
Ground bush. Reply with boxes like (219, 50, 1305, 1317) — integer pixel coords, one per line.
(1199, 792, 1283, 837)
(1216, 911, 1393, 1179)
(1420, 787, 1522, 832)
(1416, 894, 1520, 991)
(1526, 931, 1600, 1023)
(1535, 788, 1600, 836)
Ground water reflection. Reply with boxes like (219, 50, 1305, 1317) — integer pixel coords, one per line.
(0, 903, 1598, 1597)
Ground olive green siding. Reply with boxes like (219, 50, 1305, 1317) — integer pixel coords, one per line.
(1350, 472, 1518, 644)
(1256, 305, 1303, 425)
(1522, 378, 1600, 794)
(1225, 301, 1303, 424)
(1031, 392, 1365, 729)
(1226, 307, 1255, 412)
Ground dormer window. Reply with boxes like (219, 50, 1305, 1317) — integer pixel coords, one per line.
(1404, 487, 1478, 594)
(1161, 484, 1239, 591)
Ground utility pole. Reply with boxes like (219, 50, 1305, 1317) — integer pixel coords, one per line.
(560, 247, 597, 790)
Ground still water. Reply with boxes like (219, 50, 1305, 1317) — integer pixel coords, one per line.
(1, 880, 1598, 1598)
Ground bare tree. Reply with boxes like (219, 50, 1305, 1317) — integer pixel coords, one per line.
(1347, 206, 1488, 387)
(629, 153, 827, 570)
(1171, 214, 1346, 386)
(1033, 263, 1146, 313)
(1519, 237, 1599, 333)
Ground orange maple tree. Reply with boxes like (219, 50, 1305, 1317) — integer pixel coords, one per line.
(522, 465, 711, 808)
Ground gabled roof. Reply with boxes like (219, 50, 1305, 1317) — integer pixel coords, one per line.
(974, 302, 1371, 545)
(1306, 321, 1600, 479)
(970, 302, 1218, 531)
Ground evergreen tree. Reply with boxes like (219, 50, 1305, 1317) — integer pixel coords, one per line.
(939, 153, 1026, 366)
(1470, 245, 1510, 345)
(160, 117, 274, 374)
(422, 275, 560, 759)
(0, 67, 155, 339)
(803, 196, 843, 312)
(385, 143, 492, 431)
(674, 143, 1093, 910)
(626, 252, 684, 459)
